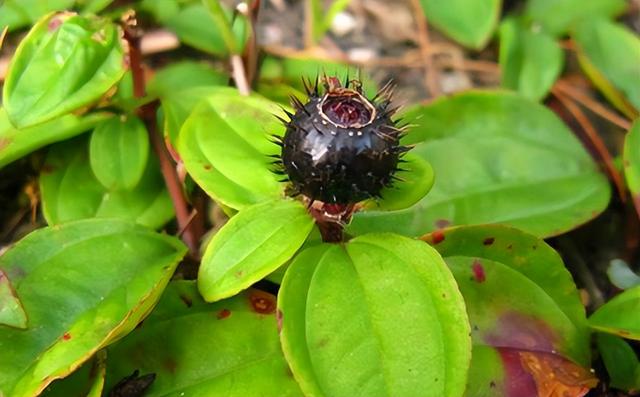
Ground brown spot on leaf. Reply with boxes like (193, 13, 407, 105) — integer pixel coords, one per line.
(179, 294, 193, 308)
(204, 164, 212, 170)
(519, 351, 597, 397)
(472, 260, 486, 283)
(431, 230, 445, 244)
(62, 332, 71, 341)
(235, 270, 244, 278)
(217, 308, 231, 319)
(507, 244, 513, 250)
(277, 309, 283, 333)
(48, 18, 62, 31)
(249, 290, 276, 314)
(0, 138, 12, 151)
(162, 358, 177, 374)
(483, 237, 495, 246)
(435, 219, 450, 229)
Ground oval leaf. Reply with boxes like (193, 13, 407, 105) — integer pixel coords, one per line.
(624, 120, 640, 207)
(574, 18, 640, 117)
(589, 285, 640, 340)
(0, 108, 110, 170)
(40, 136, 174, 229)
(177, 89, 287, 209)
(363, 153, 435, 212)
(0, 219, 186, 397)
(524, 0, 626, 36)
(418, 0, 501, 49)
(278, 245, 331, 397)
(499, 17, 563, 101)
(349, 91, 611, 238)
(106, 281, 303, 396)
(424, 225, 594, 394)
(3, 13, 127, 128)
(279, 234, 471, 397)
(597, 333, 640, 392)
(89, 115, 150, 190)
(198, 198, 314, 302)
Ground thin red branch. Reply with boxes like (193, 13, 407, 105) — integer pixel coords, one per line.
(122, 15, 198, 255)
(555, 79, 632, 131)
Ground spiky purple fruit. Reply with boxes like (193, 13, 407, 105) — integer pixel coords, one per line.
(274, 76, 408, 205)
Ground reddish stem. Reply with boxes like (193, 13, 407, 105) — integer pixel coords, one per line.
(123, 17, 198, 255)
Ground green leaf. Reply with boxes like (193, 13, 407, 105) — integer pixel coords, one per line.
(625, 120, 640, 219)
(597, 333, 640, 392)
(3, 13, 127, 128)
(418, 0, 501, 49)
(589, 285, 640, 340)
(40, 136, 174, 229)
(574, 18, 640, 117)
(499, 17, 563, 101)
(279, 234, 471, 397)
(147, 61, 228, 99)
(363, 153, 435, 211)
(0, 219, 186, 397)
(524, 0, 626, 36)
(165, 4, 248, 56)
(349, 91, 611, 238)
(198, 198, 314, 302)
(106, 281, 303, 396)
(0, 269, 27, 329)
(0, 0, 75, 31)
(177, 89, 287, 209)
(41, 350, 107, 397)
(140, 0, 179, 23)
(0, 108, 109, 170)
(160, 86, 222, 144)
(425, 225, 590, 365)
(278, 245, 331, 397)
(79, 0, 114, 14)
(425, 225, 593, 393)
(89, 115, 149, 190)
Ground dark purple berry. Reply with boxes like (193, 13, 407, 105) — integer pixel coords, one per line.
(275, 76, 408, 205)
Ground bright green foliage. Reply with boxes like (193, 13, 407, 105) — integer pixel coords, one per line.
(625, 121, 640, 213)
(364, 153, 434, 211)
(574, 18, 640, 118)
(524, 0, 626, 36)
(0, 108, 109, 169)
(106, 281, 303, 396)
(349, 91, 611, 238)
(0, 0, 75, 31)
(499, 18, 563, 101)
(89, 115, 149, 190)
(279, 234, 471, 397)
(40, 137, 174, 228)
(419, 0, 502, 49)
(3, 13, 126, 128)
(164, 3, 248, 56)
(198, 199, 315, 302)
(178, 89, 287, 209)
(0, 219, 186, 397)
(597, 334, 640, 392)
(426, 225, 591, 392)
(589, 285, 640, 340)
